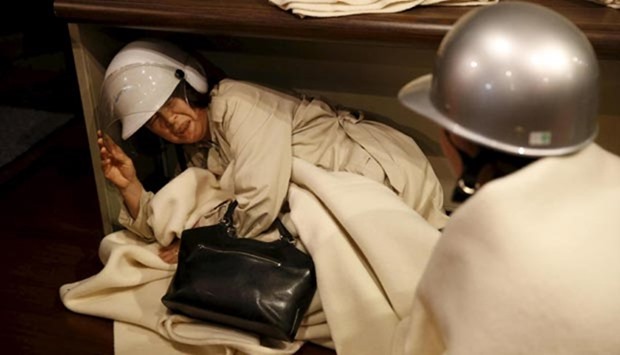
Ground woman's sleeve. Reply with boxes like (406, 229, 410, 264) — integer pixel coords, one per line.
(217, 84, 294, 238)
(118, 187, 156, 241)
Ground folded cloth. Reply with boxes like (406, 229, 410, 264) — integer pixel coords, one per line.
(288, 158, 441, 355)
(269, 0, 497, 18)
(148, 167, 232, 246)
(585, 0, 619, 8)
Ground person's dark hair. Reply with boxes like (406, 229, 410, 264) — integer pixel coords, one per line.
(179, 80, 211, 109)
(453, 146, 537, 203)
(130, 126, 166, 156)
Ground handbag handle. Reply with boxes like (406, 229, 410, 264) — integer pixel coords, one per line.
(221, 200, 294, 243)
(273, 218, 295, 244)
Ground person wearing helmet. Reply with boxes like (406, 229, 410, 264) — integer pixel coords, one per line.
(98, 39, 449, 262)
(396, 2, 620, 354)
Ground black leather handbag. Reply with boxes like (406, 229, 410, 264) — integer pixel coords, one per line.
(162, 201, 316, 342)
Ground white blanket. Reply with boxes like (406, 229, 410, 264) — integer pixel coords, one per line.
(268, 0, 497, 18)
(289, 159, 440, 354)
(413, 144, 620, 354)
(60, 158, 441, 354)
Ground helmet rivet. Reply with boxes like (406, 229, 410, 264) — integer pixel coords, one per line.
(175, 69, 185, 79)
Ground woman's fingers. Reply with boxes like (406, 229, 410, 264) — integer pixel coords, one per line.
(160, 253, 178, 264)
(99, 144, 110, 159)
(100, 133, 123, 157)
(159, 249, 179, 264)
(98, 135, 130, 165)
(159, 240, 180, 264)
(107, 141, 130, 163)
(98, 135, 115, 161)
(96, 133, 137, 189)
(104, 136, 119, 153)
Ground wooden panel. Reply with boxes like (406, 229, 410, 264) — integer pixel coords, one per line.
(68, 23, 118, 235)
(54, 0, 620, 59)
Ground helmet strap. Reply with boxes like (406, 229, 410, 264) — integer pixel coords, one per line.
(451, 144, 538, 203)
(452, 148, 490, 203)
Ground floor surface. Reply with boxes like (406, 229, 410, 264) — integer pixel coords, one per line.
(0, 118, 335, 355)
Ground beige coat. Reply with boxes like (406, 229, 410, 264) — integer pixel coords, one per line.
(120, 79, 447, 240)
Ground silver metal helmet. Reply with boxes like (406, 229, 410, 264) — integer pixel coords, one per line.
(399, 1, 599, 157)
(99, 39, 208, 140)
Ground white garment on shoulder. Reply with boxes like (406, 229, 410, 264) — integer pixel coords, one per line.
(414, 144, 620, 354)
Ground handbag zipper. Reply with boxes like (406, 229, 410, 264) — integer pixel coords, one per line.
(197, 244, 282, 267)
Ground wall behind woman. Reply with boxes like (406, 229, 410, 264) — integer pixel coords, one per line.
(198, 36, 619, 156)
(0, 0, 82, 183)
(197, 35, 620, 211)
(597, 60, 620, 154)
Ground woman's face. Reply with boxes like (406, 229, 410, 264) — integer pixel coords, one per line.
(145, 97, 208, 144)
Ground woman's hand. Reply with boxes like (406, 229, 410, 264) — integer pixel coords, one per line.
(159, 239, 180, 264)
(97, 130, 143, 219)
(97, 130, 138, 190)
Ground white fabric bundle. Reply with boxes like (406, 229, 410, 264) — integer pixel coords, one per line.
(411, 144, 620, 354)
(268, 0, 497, 18)
(60, 161, 441, 355)
(585, 0, 619, 8)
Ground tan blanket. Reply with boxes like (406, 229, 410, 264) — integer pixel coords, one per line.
(60, 159, 441, 354)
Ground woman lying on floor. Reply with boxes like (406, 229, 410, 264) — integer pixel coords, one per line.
(97, 39, 448, 263)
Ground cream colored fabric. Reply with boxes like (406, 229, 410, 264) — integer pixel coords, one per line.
(118, 189, 157, 242)
(60, 169, 307, 355)
(288, 158, 440, 355)
(411, 143, 620, 354)
(208, 80, 447, 237)
(268, 0, 497, 18)
(60, 158, 442, 354)
(585, 0, 619, 8)
(147, 165, 231, 246)
(119, 79, 448, 242)
(68, 144, 620, 354)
